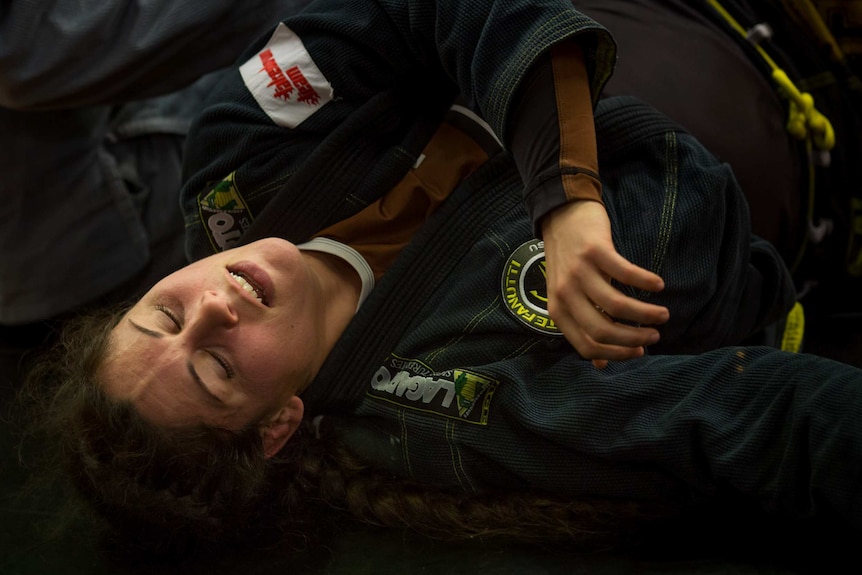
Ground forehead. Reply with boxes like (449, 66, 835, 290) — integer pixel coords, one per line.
(100, 316, 226, 427)
(101, 315, 179, 401)
(99, 314, 253, 429)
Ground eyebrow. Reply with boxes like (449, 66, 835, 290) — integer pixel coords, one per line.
(129, 319, 163, 339)
(128, 318, 224, 407)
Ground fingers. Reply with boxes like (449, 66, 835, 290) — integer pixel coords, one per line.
(540, 199, 671, 364)
(602, 250, 665, 293)
(592, 290, 669, 327)
(549, 270, 667, 344)
(548, 270, 666, 363)
(553, 307, 656, 361)
(564, 329, 647, 362)
(587, 251, 670, 327)
(587, 305, 662, 346)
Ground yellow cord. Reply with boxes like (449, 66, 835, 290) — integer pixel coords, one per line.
(772, 69, 836, 148)
(706, 0, 835, 150)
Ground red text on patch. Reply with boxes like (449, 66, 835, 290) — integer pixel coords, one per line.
(258, 50, 320, 106)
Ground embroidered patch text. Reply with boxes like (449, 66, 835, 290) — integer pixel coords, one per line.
(501, 239, 561, 335)
(368, 354, 498, 425)
(240, 23, 333, 128)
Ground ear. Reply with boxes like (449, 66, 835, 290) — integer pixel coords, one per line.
(260, 395, 304, 459)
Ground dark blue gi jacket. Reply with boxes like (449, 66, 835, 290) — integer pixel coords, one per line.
(178, 0, 862, 532)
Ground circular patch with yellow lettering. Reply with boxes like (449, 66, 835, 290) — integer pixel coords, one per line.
(500, 239, 561, 335)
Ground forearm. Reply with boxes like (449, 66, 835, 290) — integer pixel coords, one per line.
(507, 42, 604, 235)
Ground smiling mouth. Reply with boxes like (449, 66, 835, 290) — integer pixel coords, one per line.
(229, 271, 268, 305)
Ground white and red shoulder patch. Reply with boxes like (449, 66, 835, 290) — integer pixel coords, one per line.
(239, 23, 333, 128)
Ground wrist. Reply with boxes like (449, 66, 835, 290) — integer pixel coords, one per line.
(540, 199, 604, 238)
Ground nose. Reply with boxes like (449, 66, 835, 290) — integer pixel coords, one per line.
(189, 290, 239, 336)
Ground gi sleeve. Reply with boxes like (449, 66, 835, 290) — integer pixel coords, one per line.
(0, 0, 315, 109)
(180, 0, 616, 252)
(507, 42, 604, 235)
(275, 0, 616, 134)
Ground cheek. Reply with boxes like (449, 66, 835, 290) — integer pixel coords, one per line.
(233, 309, 322, 391)
(236, 325, 305, 383)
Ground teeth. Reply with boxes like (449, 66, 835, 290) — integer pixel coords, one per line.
(230, 272, 263, 303)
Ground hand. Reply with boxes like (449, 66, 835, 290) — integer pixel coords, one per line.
(541, 201, 669, 368)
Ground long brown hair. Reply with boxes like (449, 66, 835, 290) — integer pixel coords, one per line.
(16, 306, 683, 557)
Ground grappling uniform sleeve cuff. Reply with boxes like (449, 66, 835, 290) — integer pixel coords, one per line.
(507, 41, 603, 236)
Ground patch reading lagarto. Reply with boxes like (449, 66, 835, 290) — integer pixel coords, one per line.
(198, 172, 254, 252)
(239, 23, 333, 128)
(501, 239, 561, 335)
(368, 354, 498, 425)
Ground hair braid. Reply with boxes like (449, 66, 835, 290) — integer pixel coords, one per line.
(283, 425, 679, 545)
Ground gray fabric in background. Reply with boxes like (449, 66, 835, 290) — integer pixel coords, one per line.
(0, 0, 314, 324)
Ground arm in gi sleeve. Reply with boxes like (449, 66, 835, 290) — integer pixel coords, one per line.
(180, 0, 616, 232)
(0, 0, 315, 109)
(507, 42, 604, 235)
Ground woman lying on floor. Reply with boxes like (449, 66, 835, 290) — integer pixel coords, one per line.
(20, 0, 862, 554)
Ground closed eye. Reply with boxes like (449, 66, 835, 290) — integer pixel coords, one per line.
(156, 304, 182, 331)
(207, 350, 235, 379)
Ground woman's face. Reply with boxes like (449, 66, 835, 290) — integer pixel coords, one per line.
(101, 238, 325, 432)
